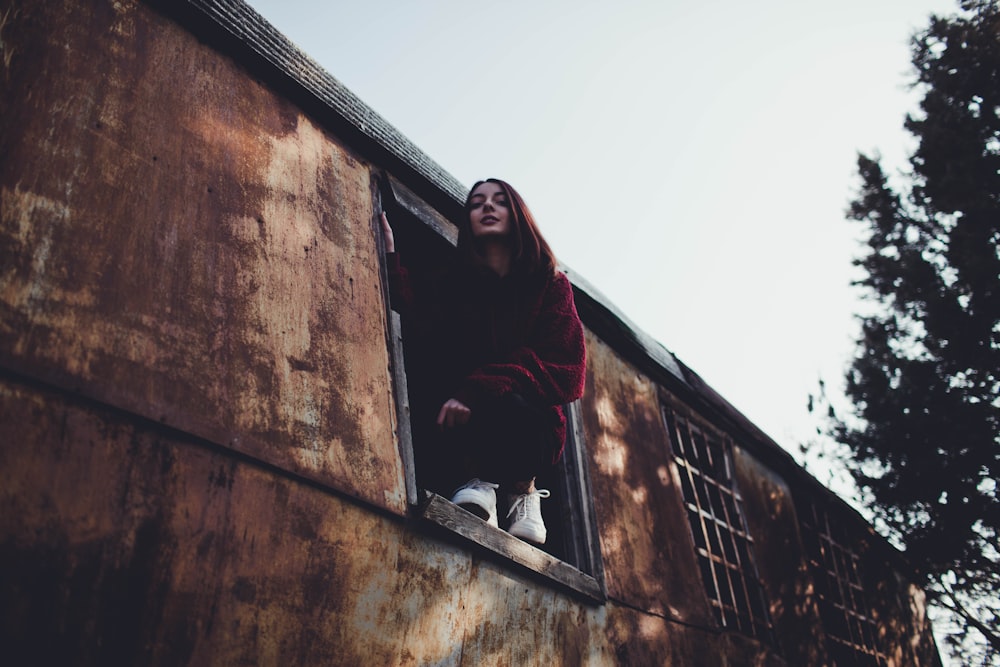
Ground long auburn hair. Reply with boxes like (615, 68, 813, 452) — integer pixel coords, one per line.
(458, 178, 557, 277)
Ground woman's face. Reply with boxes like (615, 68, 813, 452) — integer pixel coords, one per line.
(468, 182, 512, 240)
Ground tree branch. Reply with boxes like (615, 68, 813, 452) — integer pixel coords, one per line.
(937, 581, 1000, 654)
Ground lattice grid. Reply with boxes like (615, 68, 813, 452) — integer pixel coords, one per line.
(664, 408, 776, 644)
(800, 500, 889, 667)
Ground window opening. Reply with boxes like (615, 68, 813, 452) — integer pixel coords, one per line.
(663, 406, 776, 643)
(799, 499, 888, 666)
(377, 177, 604, 602)
(540, 400, 605, 579)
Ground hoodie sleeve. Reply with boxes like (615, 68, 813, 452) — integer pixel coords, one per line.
(453, 271, 586, 409)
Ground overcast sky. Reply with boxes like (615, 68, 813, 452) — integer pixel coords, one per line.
(249, 0, 959, 479)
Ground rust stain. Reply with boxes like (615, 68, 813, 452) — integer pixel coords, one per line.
(0, 0, 405, 513)
(581, 330, 714, 627)
(2, 377, 618, 665)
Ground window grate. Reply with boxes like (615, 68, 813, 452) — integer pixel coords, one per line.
(664, 408, 776, 644)
(800, 500, 888, 666)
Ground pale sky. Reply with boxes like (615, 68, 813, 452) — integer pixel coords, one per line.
(249, 0, 959, 473)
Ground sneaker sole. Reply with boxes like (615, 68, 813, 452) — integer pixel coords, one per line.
(508, 525, 546, 545)
(457, 502, 491, 521)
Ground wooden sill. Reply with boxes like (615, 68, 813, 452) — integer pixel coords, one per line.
(417, 493, 606, 605)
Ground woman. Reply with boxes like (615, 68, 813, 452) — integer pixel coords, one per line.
(381, 178, 586, 545)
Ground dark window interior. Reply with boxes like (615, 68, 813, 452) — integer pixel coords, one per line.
(381, 194, 600, 577)
(799, 499, 888, 667)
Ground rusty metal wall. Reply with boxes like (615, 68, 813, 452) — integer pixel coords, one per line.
(734, 446, 941, 667)
(878, 573, 943, 667)
(732, 446, 831, 665)
(0, 0, 405, 513)
(0, 372, 758, 666)
(0, 376, 604, 665)
(581, 326, 939, 665)
(578, 333, 719, 629)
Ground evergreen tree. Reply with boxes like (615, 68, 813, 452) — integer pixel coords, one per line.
(825, 0, 999, 662)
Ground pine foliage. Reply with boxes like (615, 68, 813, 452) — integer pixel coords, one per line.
(831, 0, 1000, 662)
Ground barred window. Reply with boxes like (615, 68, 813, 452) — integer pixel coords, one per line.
(799, 499, 887, 666)
(663, 407, 776, 643)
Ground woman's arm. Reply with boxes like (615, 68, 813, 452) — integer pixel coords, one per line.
(381, 212, 416, 314)
(453, 272, 586, 409)
(380, 212, 395, 253)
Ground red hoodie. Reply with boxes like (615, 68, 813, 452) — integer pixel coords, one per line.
(386, 252, 586, 462)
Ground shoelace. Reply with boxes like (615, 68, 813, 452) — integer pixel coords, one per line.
(507, 489, 551, 522)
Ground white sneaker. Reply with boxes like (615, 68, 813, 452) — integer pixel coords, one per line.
(450, 479, 499, 527)
(506, 489, 551, 545)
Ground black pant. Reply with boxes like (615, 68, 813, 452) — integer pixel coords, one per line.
(416, 393, 559, 495)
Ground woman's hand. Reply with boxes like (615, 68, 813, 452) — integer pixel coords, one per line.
(380, 212, 395, 253)
(437, 398, 471, 429)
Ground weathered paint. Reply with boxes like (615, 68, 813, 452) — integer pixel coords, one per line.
(1, 376, 763, 666)
(0, 0, 405, 513)
(0, 377, 592, 665)
(580, 331, 715, 628)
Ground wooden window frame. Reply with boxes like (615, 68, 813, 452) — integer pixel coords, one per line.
(376, 175, 605, 604)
